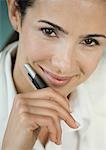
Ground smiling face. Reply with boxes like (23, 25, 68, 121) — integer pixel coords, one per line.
(10, 0, 106, 96)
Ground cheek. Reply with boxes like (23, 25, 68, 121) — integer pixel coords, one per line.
(22, 35, 53, 62)
(80, 50, 103, 78)
(20, 25, 53, 62)
(27, 42, 49, 62)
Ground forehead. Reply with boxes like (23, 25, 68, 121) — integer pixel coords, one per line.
(27, 0, 106, 34)
(35, 0, 106, 9)
(33, 0, 106, 21)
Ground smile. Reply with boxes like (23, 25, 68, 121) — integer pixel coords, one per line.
(39, 65, 71, 86)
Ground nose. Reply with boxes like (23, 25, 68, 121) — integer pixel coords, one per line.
(51, 43, 78, 75)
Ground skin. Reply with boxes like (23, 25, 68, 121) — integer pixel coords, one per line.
(2, 0, 106, 149)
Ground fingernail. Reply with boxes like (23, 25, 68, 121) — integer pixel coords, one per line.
(57, 136, 62, 145)
(75, 121, 80, 128)
(50, 134, 58, 144)
(56, 139, 61, 145)
(55, 135, 59, 144)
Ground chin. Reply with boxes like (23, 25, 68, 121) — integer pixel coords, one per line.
(51, 83, 76, 97)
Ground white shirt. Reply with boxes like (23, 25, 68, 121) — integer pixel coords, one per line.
(0, 42, 106, 150)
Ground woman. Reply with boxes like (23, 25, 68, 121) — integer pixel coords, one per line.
(0, 0, 106, 149)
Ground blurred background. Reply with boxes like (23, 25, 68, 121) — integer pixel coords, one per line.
(0, 0, 14, 51)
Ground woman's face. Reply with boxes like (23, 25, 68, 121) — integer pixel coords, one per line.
(14, 0, 106, 96)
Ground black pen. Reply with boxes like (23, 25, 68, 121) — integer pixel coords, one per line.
(24, 63, 47, 89)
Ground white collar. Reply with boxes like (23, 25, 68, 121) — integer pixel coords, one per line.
(5, 42, 18, 116)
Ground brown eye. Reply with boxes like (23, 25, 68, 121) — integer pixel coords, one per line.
(41, 27, 57, 37)
(81, 38, 100, 47)
(85, 39, 93, 45)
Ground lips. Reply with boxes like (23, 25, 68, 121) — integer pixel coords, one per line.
(39, 65, 71, 86)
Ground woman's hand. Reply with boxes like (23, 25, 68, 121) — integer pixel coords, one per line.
(2, 88, 78, 150)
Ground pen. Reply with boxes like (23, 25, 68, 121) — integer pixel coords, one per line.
(24, 63, 47, 89)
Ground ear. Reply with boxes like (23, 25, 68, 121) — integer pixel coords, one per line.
(6, 0, 21, 32)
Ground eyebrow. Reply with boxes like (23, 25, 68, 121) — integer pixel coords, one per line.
(38, 19, 68, 35)
(81, 34, 106, 39)
(38, 20, 106, 39)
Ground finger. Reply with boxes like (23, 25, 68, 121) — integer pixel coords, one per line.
(23, 113, 60, 144)
(22, 99, 70, 113)
(20, 106, 62, 144)
(23, 105, 78, 129)
(17, 88, 71, 112)
(26, 107, 62, 142)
